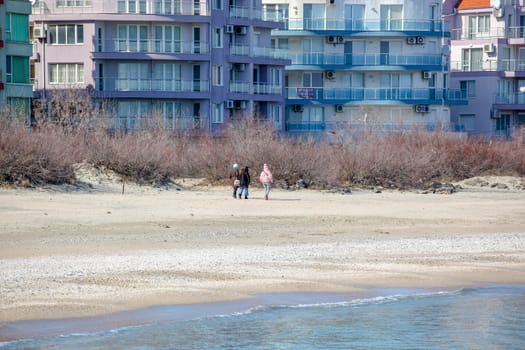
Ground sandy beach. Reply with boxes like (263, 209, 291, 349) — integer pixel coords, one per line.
(1, 175, 525, 329)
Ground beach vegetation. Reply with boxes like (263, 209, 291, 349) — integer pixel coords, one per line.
(0, 104, 524, 190)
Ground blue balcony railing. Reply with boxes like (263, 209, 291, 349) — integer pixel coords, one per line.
(289, 53, 444, 67)
(287, 87, 466, 102)
(495, 93, 525, 104)
(273, 18, 446, 33)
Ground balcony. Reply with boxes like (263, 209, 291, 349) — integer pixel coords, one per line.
(231, 81, 282, 95)
(495, 93, 525, 105)
(94, 39, 209, 56)
(229, 6, 262, 20)
(96, 77, 209, 93)
(287, 87, 466, 104)
(271, 18, 446, 34)
(450, 59, 525, 73)
(286, 121, 453, 133)
(450, 28, 505, 40)
(289, 53, 444, 69)
(230, 45, 288, 61)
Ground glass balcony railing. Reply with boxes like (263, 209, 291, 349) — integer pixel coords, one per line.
(269, 18, 446, 32)
(95, 78, 209, 93)
(287, 87, 465, 102)
(95, 39, 209, 55)
(450, 59, 525, 72)
(495, 93, 525, 104)
(450, 28, 505, 40)
(231, 81, 282, 94)
(289, 53, 444, 66)
(229, 6, 262, 20)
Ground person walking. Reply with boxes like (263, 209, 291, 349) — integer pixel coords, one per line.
(238, 166, 251, 199)
(229, 163, 240, 198)
(259, 163, 273, 200)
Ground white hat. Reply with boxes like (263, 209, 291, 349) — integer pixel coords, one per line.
(233, 163, 238, 169)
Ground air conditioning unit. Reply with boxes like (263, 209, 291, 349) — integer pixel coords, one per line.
(33, 25, 46, 39)
(326, 36, 336, 44)
(325, 70, 336, 80)
(407, 36, 417, 45)
(235, 26, 247, 35)
(415, 104, 429, 113)
(484, 43, 495, 53)
(226, 100, 234, 109)
(422, 71, 432, 79)
(337, 36, 344, 43)
(416, 36, 425, 44)
(225, 24, 234, 33)
(293, 104, 304, 113)
(335, 104, 344, 113)
(234, 63, 246, 72)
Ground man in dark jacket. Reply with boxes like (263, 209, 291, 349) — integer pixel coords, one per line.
(238, 166, 251, 199)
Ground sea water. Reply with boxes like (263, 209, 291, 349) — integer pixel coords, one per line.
(1, 285, 524, 350)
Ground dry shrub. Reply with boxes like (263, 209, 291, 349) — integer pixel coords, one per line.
(0, 119, 78, 185)
(1, 103, 524, 189)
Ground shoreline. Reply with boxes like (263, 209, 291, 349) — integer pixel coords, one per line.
(4, 285, 523, 343)
(1, 180, 525, 339)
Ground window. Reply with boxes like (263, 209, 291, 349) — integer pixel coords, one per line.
(263, 4, 288, 22)
(213, 65, 223, 86)
(48, 24, 84, 45)
(154, 25, 181, 53)
(154, 0, 181, 15)
(268, 104, 282, 124)
(117, 100, 150, 130)
(462, 48, 483, 71)
(458, 114, 475, 132)
(460, 80, 476, 98)
(271, 38, 288, 50)
(49, 63, 84, 84)
(117, 62, 148, 90)
(303, 72, 323, 87)
(380, 5, 402, 30)
(5, 13, 29, 42)
(214, 27, 223, 48)
(212, 103, 224, 123)
(468, 15, 490, 39)
(56, 0, 92, 7)
(6, 56, 30, 84)
(117, 0, 147, 14)
(152, 63, 181, 91)
(152, 101, 182, 129)
(213, 0, 222, 10)
(303, 4, 325, 30)
(118, 24, 148, 52)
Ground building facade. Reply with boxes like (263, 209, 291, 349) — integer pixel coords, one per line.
(30, 0, 289, 132)
(445, 0, 525, 138)
(262, 0, 466, 137)
(0, 0, 33, 120)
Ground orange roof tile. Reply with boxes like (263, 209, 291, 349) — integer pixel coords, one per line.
(456, 0, 490, 9)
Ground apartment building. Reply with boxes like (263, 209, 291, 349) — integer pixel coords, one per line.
(444, 0, 525, 137)
(262, 0, 466, 136)
(30, 0, 289, 132)
(0, 0, 33, 121)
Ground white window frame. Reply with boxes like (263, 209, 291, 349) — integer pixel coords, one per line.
(154, 25, 181, 53)
(118, 24, 148, 52)
(47, 24, 84, 45)
(212, 65, 223, 86)
(213, 27, 223, 48)
(460, 80, 476, 98)
(117, 0, 147, 14)
(213, 103, 224, 123)
(49, 63, 84, 84)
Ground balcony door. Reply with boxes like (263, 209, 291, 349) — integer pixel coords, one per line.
(344, 5, 364, 30)
(303, 4, 324, 30)
(380, 5, 402, 31)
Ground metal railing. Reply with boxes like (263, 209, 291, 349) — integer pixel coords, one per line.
(450, 27, 505, 40)
(289, 53, 444, 66)
(494, 93, 525, 104)
(231, 81, 282, 95)
(266, 18, 446, 32)
(450, 59, 525, 72)
(96, 78, 209, 92)
(287, 87, 465, 102)
(95, 39, 209, 55)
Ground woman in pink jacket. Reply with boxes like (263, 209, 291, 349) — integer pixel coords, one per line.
(259, 163, 273, 200)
